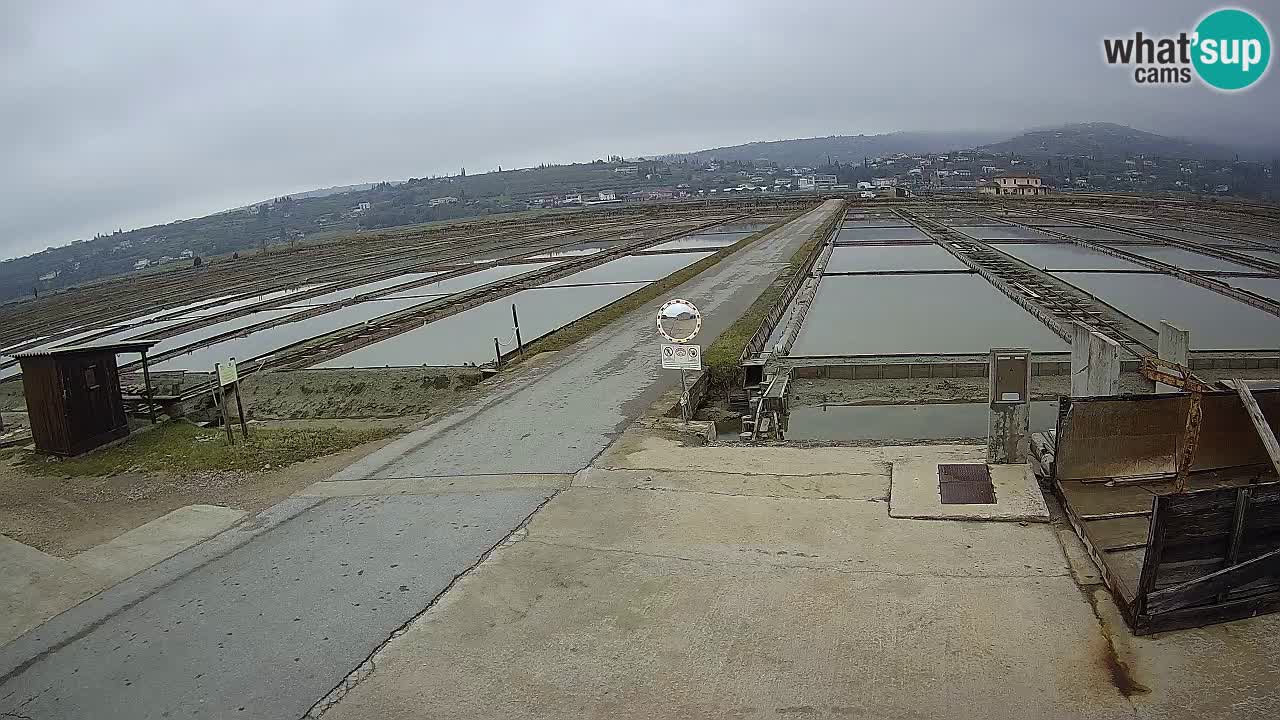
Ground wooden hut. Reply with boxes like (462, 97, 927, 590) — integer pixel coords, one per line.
(14, 341, 159, 456)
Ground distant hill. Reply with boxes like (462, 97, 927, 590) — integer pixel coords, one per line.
(665, 130, 1014, 167)
(979, 122, 1237, 161)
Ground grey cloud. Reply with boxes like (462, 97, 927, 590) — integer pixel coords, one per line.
(3, 0, 1278, 258)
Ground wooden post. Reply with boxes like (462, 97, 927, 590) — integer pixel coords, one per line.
(1234, 378, 1280, 480)
(233, 380, 249, 440)
(1157, 321, 1190, 393)
(215, 363, 234, 446)
(140, 348, 156, 424)
(512, 304, 523, 357)
(493, 337, 502, 369)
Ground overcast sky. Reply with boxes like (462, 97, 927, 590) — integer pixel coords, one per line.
(3, 0, 1278, 260)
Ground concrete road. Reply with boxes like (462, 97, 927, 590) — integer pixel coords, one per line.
(320, 431, 1280, 720)
(0, 200, 842, 720)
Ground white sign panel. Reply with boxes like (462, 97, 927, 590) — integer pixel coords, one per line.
(661, 343, 702, 371)
(216, 360, 239, 387)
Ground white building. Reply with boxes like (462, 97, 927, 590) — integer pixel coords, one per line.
(428, 196, 459, 207)
(615, 166, 638, 176)
(797, 174, 837, 191)
(598, 189, 617, 201)
(987, 175, 1048, 196)
(134, 259, 151, 270)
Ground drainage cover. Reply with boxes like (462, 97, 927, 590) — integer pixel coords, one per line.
(938, 463, 996, 504)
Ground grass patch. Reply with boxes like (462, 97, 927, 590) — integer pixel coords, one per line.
(702, 201, 846, 393)
(516, 213, 802, 359)
(17, 421, 397, 477)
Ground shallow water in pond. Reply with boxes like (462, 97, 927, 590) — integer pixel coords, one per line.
(785, 401, 1060, 441)
(790, 274, 1067, 356)
(1055, 271, 1280, 350)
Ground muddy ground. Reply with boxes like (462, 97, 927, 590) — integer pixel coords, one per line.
(0, 422, 401, 557)
(0, 366, 493, 556)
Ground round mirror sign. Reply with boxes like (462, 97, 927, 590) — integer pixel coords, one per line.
(656, 298, 701, 343)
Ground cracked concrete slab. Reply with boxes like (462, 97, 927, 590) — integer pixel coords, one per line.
(889, 460, 1050, 522)
(72, 504, 247, 584)
(574, 466, 889, 500)
(0, 492, 553, 720)
(0, 535, 103, 648)
(319, 433, 1280, 719)
(323, 543, 1133, 720)
(528, 486, 1068, 578)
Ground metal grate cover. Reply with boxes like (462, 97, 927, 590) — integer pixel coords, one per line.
(938, 463, 996, 504)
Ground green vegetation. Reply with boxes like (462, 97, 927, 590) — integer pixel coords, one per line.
(17, 421, 396, 477)
(518, 216, 798, 358)
(702, 202, 845, 395)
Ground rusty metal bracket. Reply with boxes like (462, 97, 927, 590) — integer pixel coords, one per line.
(1138, 357, 1212, 493)
(1139, 355, 1214, 393)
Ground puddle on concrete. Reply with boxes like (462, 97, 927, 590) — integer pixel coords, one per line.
(824, 244, 966, 273)
(837, 227, 928, 242)
(790, 274, 1068, 356)
(313, 281, 649, 368)
(990, 243, 1145, 271)
(786, 401, 1060, 441)
(1104, 245, 1262, 273)
(1055, 271, 1280, 350)
(952, 225, 1058, 241)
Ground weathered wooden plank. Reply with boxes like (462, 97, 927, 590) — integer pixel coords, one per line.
(1225, 488, 1251, 568)
(1139, 589, 1280, 635)
(1145, 546, 1280, 615)
(1135, 495, 1167, 615)
(1235, 379, 1280, 480)
(1080, 510, 1151, 521)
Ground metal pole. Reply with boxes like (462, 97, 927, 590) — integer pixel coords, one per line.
(512, 304, 523, 357)
(679, 368, 689, 425)
(140, 349, 156, 424)
(233, 380, 249, 440)
(494, 337, 502, 369)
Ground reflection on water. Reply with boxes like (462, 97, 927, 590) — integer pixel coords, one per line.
(990, 243, 1143, 271)
(824, 244, 965, 273)
(1055, 272, 1280, 350)
(787, 401, 1059, 441)
(1105, 245, 1260, 273)
(313, 282, 649, 367)
(791, 274, 1067, 356)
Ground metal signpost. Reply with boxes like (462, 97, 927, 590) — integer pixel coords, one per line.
(656, 298, 703, 424)
(214, 358, 249, 443)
